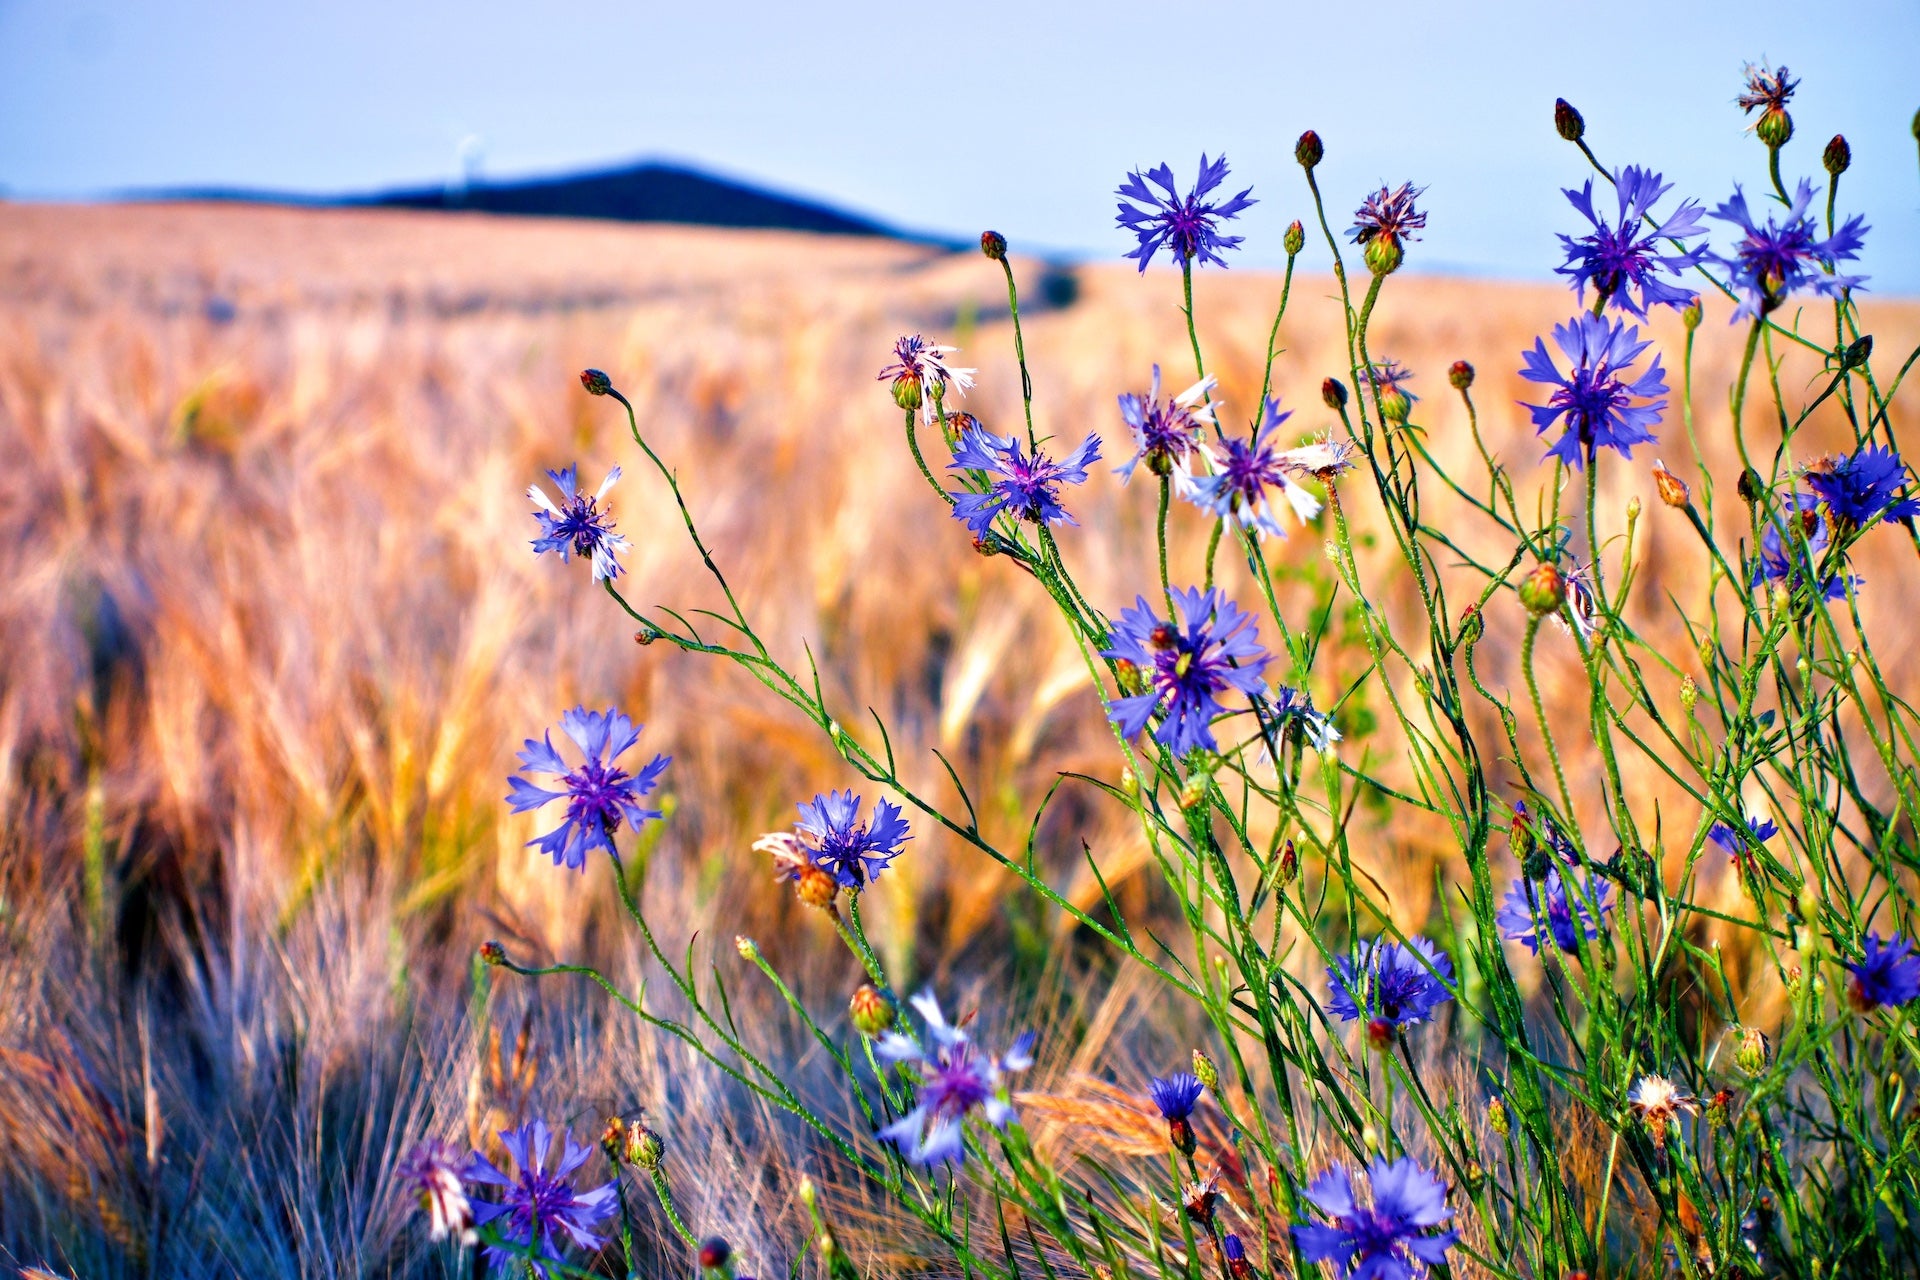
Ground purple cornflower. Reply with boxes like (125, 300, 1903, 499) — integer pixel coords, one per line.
(1846, 933, 1920, 1012)
(947, 425, 1101, 541)
(1115, 154, 1255, 272)
(1292, 1157, 1458, 1280)
(1326, 937, 1455, 1033)
(879, 334, 976, 425)
(1267, 685, 1341, 754)
(1349, 184, 1427, 274)
(506, 707, 670, 871)
(1708, 814, 1779, 869)
(1751, 494, 1854, 601)
(875, 991, 1035, 1167)
(793, 789, 910, 889)
(1805, 447, 1920, 530)
(1557, 166, 1708, 318)
(1103, 587, 1271, 757)
(1736, 62, 1797, 119)
(1115, 364, 1217, 493)
(1191, 399, 1325, 538)
(1519, 312, 1667, 469)
(1148, 1072, 1205, 1122)
(1709, 181, 1867, 322)
(465, 1120, 617, 1278)
(528, 465, 631, 582)
(397, 1140, 476, 1245)
(1498, 869, 1612, 955)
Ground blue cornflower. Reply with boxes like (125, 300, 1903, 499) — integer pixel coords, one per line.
(1708, 814, 1779, 865)
(947, 425, 1101, 541)
(1846, 933, 1920, 1012)
(1497, 870, 1612, 955)
(465, 1120, 617, 1279)
(1709, 181, 1867, 323)
(528, 465, 631, 581)
(1805, 447, 1920, 530)
(1556, 166, 1708, 318)
(1519, 312, 1667, 469)
(1190, 398, 1326, 538)
(506, 707, 670, 871)
(1116, 364, 1217, 494)
(1148, 1072, 1205, 1122)
(879, 333, 976, 425)
(1348, 184, 1428, 274)
(1103, 587, 1271, 757)
(875, 991, 1034, 1167)
(1292, 1157, 1458, 1280)
(1327, 937, 1455, 1035)
(793, 789, 910, 889)
(1752, 494, 1855, 601)
(1266, 685, 1341, 754)
(397, 1140, 476, 1245)
(1115, 154, 1255, 272)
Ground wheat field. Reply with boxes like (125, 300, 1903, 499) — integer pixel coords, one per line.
(1, 200, 1916, 1276)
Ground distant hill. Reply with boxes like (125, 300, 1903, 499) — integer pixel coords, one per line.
(148, 160, 933, 242)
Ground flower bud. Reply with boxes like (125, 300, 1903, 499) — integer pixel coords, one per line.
(627, 1122, 665, 1168)
(699, 1237, 732, 1271)
(1913, 106, 1920, 143)
(1180, 772, 1210, 811)
(1519, 562, 1567, 617)
(1737, 468, 1764, 505)
(1625, 495, 1641, 523)
(980, 230, 1008, 260)
(1448, 360, 1474, 391)
(1554, 98, 1585, 142)
(891, 373, 922, 412)
(1487, 1095, 1510, 1137)
(1732, 1028, 1768, 1078)
(1756, 106, 1792, 149)
(1363, 236, 1403, 277)
(479, 940, 507, 967)
(600, 1116, 627, 1161)
(1682, 297, 1703, 330)
(1168, 1115, 1197, 1156)
(734, 935, 761, 962)
(579, 368, 613, 396)
(1651, 459, 1691, 509)
(1275, 838, 1299, 890)
(849, 984, 896, 1037)
(1191, 1049, 1219, 1091)
(1283, 219, 1305, 256)
(1321, 377, 1348, 411)
(1706, 1089, 1733, 1128)
(1823, 134, 1851, 175)
(1295, 130, 1323, 170)
(1365, 1017, 1395, 1049)
(1843, 334, 1873, 369)
(1679, 675, 1698, 714)
(797, 863, 840, 909)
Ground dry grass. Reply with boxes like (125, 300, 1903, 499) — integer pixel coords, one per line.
(1, 200, 1917, 1276)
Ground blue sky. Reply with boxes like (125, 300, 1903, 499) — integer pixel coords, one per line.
(3, 0, 1916, 291)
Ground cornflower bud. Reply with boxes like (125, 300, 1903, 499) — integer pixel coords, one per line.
(796, 863, 840, 909)
(1321, 377, 1348, 411)
(1625, 495, 1642, 523)
(1119, 766, 1139, 797)
(1295, 130, 1324, 169)
(1652, 460, 1691, 508)
(1737, 468, 1764, 505)
(1681, 297, 1703, 330)
(479, 940, 507, 967)
(1365, 1017, 1395, 1049)
(1361, 1123, 1381, 1155)
(1283, 219, 1305, 256)
(1364, 237, 1402, 277)
(1519, 562, 1567, 617)
(1276, 838, 1299, 890)
(735, 935, 761, 962)
(1191, 1049, 1219, 1090)
(600, 1116, 627, 1161)
(1823, 135, 1851, 175)
(1756, 106, 1792, 149)
(849, 984, 896, 1037)
(1679, 675, 1698, 714)
(635, 628, 657, 646)
(1179, 772, 1210, 812)
(1448, 360, 1474, 391)
(1843, 334, 1873, 369)
(579, 368, 613, 396)
(1487, 1095, 1510, 1137)
(628, 1121, 665, 1168)
(1554, 98, 1585, 142)
(980, 230, 1008, 260)
(892, 373, 923, 412)
(1706, 1089, 1733, 1128)
(1459, 604, 1484, 647)
(699, 1237, 733, 1271)
(1913, 106, 1920, 142)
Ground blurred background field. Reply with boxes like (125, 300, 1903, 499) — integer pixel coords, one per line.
(2, 199, 1918, 1276)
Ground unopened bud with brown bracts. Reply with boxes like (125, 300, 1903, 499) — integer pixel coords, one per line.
(1283, 219, 1305, 256)
(1295, 130, 1324, 169)
(1448, 360, 1474, 391)
(1322, 377, 1348, 411)
(1554, 98, 1585, 142)
(1733, 1025, 1770, 1076)
(479, 940, 508, 967)
(849, 984, 896, 1037)
(1823, 135, 1851, 175)
(1652, 459, 1691, 509)
(579, 368, 613, 396)
(980, 230, 1008, 260)
(1519, 562, 1567, 617)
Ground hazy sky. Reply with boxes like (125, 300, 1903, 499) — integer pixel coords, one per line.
(3, 0, 1917, 291)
